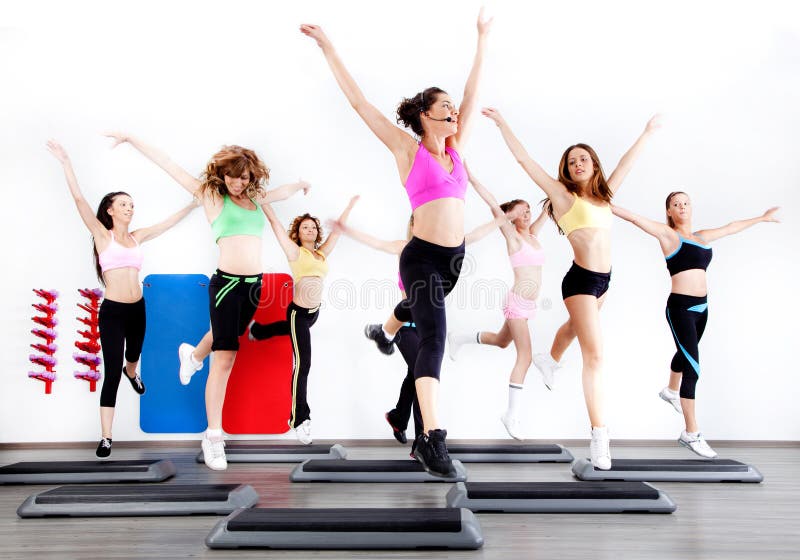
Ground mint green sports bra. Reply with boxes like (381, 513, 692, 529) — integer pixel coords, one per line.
(210, 195, 266, 242)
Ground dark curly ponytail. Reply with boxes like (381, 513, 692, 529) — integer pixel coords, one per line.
(396, 87, 446, 136)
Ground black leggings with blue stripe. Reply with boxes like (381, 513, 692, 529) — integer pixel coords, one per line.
(665, 293, 708, 400)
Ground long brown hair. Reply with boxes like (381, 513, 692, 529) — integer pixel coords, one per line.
(665, 191, 687, 229)
(198, 145, 269, 200)
(93, 191, 130, 285)
(545, 143, 612, 235)
(288, 214, 323, 249)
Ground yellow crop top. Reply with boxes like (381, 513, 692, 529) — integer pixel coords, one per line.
(289, 246, 329, 281)
(556, 193, 613, 236)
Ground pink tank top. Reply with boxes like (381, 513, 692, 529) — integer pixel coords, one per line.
(98, 232, 144, 273)
(404, 144, 467, 210)
(509, 239, 545, 268)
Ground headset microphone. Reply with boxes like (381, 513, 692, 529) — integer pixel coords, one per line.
(425, 114, 453, 122)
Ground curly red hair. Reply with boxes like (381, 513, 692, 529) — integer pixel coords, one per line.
(198, 145, 269, 200)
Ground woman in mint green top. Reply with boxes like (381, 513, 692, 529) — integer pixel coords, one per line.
(104, 134, 309, 471)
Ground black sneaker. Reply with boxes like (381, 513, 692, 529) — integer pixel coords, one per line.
(364, 324, 395, 355)
(385, 410, 408, 444)
(125, 368, 146, 395)
(413, 429, 454, 477)
(96, 437, 112, 458)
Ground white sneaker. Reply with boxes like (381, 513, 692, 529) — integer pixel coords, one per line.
(533, 353, 559, 390)
(201, 436, 227, 470)
(500, 412, 524, 441)
(447, 332, 462, 361)
(178, 343, 202, 386)
(295, 419, 312, 445)
(590, 426, 612, 470)
(658, 387, 682, 414)
(678, 430, 718, 459)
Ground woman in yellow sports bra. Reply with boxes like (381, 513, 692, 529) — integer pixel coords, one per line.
(249, 196, 359, 444)
(104, 132, 309, 470)
(482, 108, 661, 470)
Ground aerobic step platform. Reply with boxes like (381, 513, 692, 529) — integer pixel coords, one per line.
(572, 458, 764, 482)
(17, 483, 258, 517)
(206, 507, 483, 549)
(447, 443, 573, 463)
(290, 459, 467, 483)
(0, 460, 176, 485)
(196, 443, 347, 463)
(446, 481, 676, 513)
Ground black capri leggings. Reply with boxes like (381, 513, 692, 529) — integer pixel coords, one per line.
(250, 301, 319, 428)
(665, 293, 708, 400)
(398, 236, 464, 381)
(393, 323, 423, 439)
(98, 297, 146, 408)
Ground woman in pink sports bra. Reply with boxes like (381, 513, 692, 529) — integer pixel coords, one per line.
(301, 9, 492, 477)
(47, 140, 197, 458)
(448, 169, 549, 440)
(481, 108, 661, 469)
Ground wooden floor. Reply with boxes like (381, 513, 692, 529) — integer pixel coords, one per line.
(1, 442, 798, 560)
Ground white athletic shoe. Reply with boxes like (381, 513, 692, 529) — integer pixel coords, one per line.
(678, 430, 718, 459)
(201, 436, 227, 470)
(447, 331, 462, 361)
(178, 343, 202, 386)
(295, 419, 312, 445)
(658, 387, 683, 414)
(590, 426, 612, 470)
(500, 412, 524, 441)
(533, 353, 559, 390)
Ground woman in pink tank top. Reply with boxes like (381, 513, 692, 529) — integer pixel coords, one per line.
(448, 169, 549, 440)
(301, 9, 492, 477)
(47, 140, 197, 458)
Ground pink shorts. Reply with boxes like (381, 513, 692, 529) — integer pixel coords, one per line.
(503, 291, 537, 320)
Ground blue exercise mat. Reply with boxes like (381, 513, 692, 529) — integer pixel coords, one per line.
(140, 274, 210, 433)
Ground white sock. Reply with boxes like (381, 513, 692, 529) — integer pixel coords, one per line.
(685, 430, 699, 438)
(382, 327, 395, 342)
(190, 353, 203, 367)
(206, 428, 223, 439)
(507, 383, 524, 417)
(452, 332, 480, 346)
(663, 387, 679, 397)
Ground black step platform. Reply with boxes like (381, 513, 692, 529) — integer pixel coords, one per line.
(447, 443, 573, 463)
(17, 483, 258, 517)
(196, 443, 347, 463)
(446, 481, 676, 513)
(206, 507, 483, 549)
(572, 458, 764, 482)
(0, 459, 176, 484)
(290, 459, 467, 482)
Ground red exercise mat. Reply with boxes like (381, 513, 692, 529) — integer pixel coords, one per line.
(222, 273, 293, 434)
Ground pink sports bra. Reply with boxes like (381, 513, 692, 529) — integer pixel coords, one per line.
(509, 238, 545, 268)
(98, 232, 143, 273)
(404, 144, 467, 210)
(398, 271, 405, 293)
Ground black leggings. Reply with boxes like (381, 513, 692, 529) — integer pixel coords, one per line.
(398, 236, 464, 381)
(394, 324, 423, 439)
(250, 301, 319, 427)
(98, 298, 146, 408)
(665, 293, 708, 400)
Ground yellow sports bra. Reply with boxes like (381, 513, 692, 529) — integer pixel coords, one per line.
(556, 193, 613, 236)
(289, 246, 329, 281)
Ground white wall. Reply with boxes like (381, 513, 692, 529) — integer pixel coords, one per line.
(1, 0, 797, 443)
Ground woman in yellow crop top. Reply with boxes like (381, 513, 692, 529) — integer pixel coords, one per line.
(104, 132, 309, 470)
(249, 196, 359, 444)
(482, 108, 661, 470)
